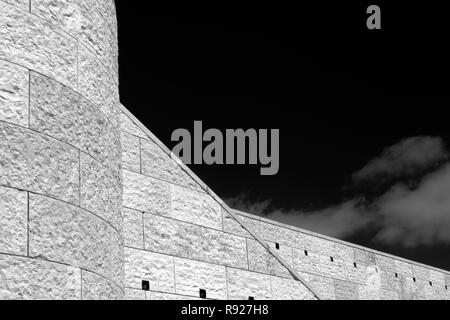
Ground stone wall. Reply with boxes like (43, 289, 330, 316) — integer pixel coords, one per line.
(119, 107, 450, 301)
(0, 0, 123, 299)
(1, 0, 449, 300)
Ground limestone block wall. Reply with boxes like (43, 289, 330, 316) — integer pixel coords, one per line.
(1, 0, 449, 301)
(119, 107, 316, 300)
(0, 0, 123, 299)
(119, 104, 450, 301)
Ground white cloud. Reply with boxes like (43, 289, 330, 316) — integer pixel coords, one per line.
(227, 136, 450, 247)
(353, 136, 448, 181)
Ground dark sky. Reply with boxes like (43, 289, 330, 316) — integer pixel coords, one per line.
(115, 1, 450, 270)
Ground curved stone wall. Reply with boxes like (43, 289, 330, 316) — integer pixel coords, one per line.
(0, 0, 123, 299)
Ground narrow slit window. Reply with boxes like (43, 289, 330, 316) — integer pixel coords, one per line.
(445, 285, 448, 290)
(395, 273, 398, 278)
(199, 289, 207, 299)
(430, 282, 433, 287)
(142, 280, 150, 291)
(304, 250, 308, 256)
(353, 263, 357, 268)
(330, 257, 334, 262)
(248, 296, 255, 300)
(275, 243, 280, 250)
(413, 277, 416, 283)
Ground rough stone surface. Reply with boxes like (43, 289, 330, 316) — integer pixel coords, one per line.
(0, 121, 79, 204)
(141, 138, 202, 191)
(29, 194, 123, 286)
(174, 258, 227, 300)
(120, 111, 148, 138)
(334, 280, 359, 300)
(0, 2, 77, 88)
(121, 132, 140, 172)
(0, 187, 27, 256)
(148, 291, 202, 300)
(123, 208, 144, 249)
(82, 271, 123, 300)
(80, 153, 122, 232)
(78, 44, 118, 126)
(247, 239, 293, 279)
(299, 272, 336, 300)
(227, 268, 272, 300)
(124, 247, 175, 293)
(3, 0, 29, 10)
(271, 276, 315, 300)
(30, 72, 120, 172)
(354, 248, 376, 266)
(171, 185, 222, 230)
(0, 255, 81, 300)
(144, 214, 248, 269)
(123, 170, 170, 215)
(223, 211, 251, 237)
(125, 288, 146, 300)
(0, 60, 29, 127)
(31, 0, 117, 79)
(413, 264, 430, 281)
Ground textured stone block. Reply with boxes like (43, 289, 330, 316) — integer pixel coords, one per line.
(174, 258, 227, 300)
(123, 170, 170, 215)
(31, 0, 117, 79)
(78, 44, 118, 126)
(353, 248, 376, 266)
(334, 280, 359, 300)
(120, 111, 148, 138)
(171, 185, 222, 230)
(144, 214, 248, 269)
(123, 208, 144, 249)
(3, 0, 29, 10)
(0, 255, 81, 300)
(375, 255, 396, 272)
(357, 266, 382, 300)
(380, 270, 402, 293)
(333, 242, 356, 262)
(412, 264, 430, 281)
(227, 268, 271, 300)
(395, 260, 413, 278)
(299, 272, 336, 300)
(148, 292, 202, 300)
(29, 194, 123, 286)
(380, 289, 399, 300)
(223, 211, 251, 237)
(30, 72, 120, 172)
(0, 121, 79, 204)
(0, 2, 77, 88)
(344, 261, 368, 284)
(247, 239, 292, 278)
(141, 138, 201, 191)
(318, 255, 347, 282)
(125, 288, 146, 300)
(121, 132, 140, 172)
(0, 187, 27, 256)
(124, 247, 175, 293)
(430, 270, 446, 287)
(293, 248, 322, 275)
(0, 60, 29, 127)
(270, 277, 315, 300)
(80, 153, 122, 232)
(82, 271, 123, 300)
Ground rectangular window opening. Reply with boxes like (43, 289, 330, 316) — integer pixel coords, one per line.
(142, 280, 150, 291)
(395, 273, 398, 278)
(353, 263, 357, 268)
(248, 296, 255, 300)
(304, 250, 308, 256)
(199, 289, 207, 299)
(330, 257, 334, 262)
(413, 277, 416, 283)
(275, 243, 280, 250)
